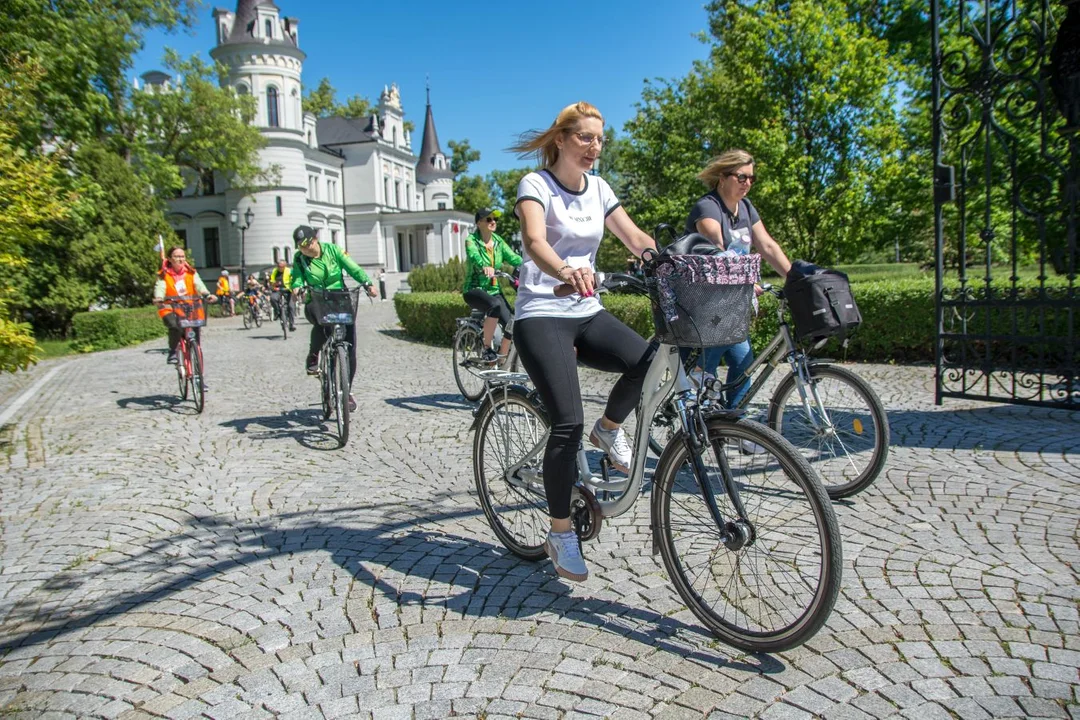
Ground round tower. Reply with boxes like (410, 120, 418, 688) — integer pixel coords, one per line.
(210, 0, 310, 271)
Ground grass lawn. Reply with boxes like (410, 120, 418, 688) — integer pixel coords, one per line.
(34, 338, 75, 360)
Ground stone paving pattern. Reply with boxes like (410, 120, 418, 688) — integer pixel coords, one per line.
(0, 303, 1077, 719)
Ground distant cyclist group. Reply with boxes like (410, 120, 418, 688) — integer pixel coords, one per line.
(150, 102, 877, 651)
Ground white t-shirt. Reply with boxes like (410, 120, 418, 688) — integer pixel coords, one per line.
(513, 169, 621, 320)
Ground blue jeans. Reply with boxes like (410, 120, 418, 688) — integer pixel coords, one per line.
(683, 340, 754, 408)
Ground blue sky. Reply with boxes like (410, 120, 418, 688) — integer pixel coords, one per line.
(133, 1, 713, 176)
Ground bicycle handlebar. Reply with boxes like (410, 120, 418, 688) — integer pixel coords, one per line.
(553, 271, 647, 299)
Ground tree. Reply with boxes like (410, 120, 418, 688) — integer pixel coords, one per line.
(618, 0, 918, 265)
(15, 142, 172, 335)
(448, 139, 481, 176)
(302, 77, 373, 119)
(0, 0, 198, 149)
(130, 51, 273, 196)
(0, 57, 75, 370)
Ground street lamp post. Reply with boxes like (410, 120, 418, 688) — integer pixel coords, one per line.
(230, 207, 255, 282)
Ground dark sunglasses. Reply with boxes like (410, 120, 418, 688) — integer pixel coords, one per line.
(727, 172, 756, 184)
(484, 216, 497, 223)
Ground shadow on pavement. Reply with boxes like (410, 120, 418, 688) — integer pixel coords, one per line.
(219, 408, 340, 450)
(0, 501, 783, 673)
(115, 394, 198, 416)
(384, 393, 474, 413)
(246, 334, 289, 341)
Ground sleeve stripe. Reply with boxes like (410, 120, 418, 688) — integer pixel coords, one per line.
(604, 202, 622, 218)
(515, 196, 545, 210)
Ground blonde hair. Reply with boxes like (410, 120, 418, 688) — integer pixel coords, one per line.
(509, 101, 604, 168)
(698, 149, 755, 189)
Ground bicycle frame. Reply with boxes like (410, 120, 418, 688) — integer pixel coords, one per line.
(492, 340, 693, 520)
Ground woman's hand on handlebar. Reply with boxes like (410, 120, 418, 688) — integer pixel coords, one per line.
(555, 265, 595, 297)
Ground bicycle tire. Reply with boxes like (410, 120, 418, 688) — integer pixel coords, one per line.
(176, 349, 188, 401)
(254, 308, 262, 328)
(473, 387, 550, 560)
(452, 324, 487, 402)
(243, 310, 251, 329)
(767, 363, 889, 500)
(190, 342, 205, 414)
(652, 417, 841, 652)
(320, 347, 332, 420)
(334, 345, 350, 447)
(281, 312, 288, 340)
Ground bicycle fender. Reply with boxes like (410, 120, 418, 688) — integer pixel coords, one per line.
(469, 384, 535, 431)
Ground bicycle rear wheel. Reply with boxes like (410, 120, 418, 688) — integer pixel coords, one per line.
(189, 342, 205, 414)
(334, 345, 350, 447)
(653, 417, 841, 652)
(453, 324, 487, 402)
(473, 387, 550, 560)
(767, 363, 889, 500)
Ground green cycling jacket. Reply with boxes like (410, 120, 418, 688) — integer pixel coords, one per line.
(462, 232, 522, 295)
(290, 242, 371, 291)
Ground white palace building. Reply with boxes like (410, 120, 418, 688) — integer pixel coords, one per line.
(147, 0, 472, 289)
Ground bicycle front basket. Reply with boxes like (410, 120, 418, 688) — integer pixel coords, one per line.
(647, 254, 760, 348)
(308, 289, 358, 325)
(175, 298, 206, 328)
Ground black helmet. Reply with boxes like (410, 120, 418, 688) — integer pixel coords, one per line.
(293, 225, 318, 246)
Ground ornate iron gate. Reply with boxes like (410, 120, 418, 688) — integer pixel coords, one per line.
(932, 0, 1079, 408)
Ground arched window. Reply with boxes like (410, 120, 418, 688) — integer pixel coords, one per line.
(236, 84, 249, 96)
(267, 86, 280, 127)
(272, 247, 280, 264)
(265, 19, 273, 38)
(284, 247, 290, 263)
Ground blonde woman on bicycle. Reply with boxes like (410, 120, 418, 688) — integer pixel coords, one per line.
(510, 101, 656, 582)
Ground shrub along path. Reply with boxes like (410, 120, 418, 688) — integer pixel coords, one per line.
(0, 303, 1077, 718)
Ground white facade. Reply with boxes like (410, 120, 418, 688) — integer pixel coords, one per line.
(159, 0, 472, 288)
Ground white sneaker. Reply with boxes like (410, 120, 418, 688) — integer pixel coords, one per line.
(544, 530, 588, 582)
(589, 419, 632, 473)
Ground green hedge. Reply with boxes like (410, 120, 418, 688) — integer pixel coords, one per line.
(407, 257, 467, 292)
(394, 277, 1073, 364)
(70, 306, 165, 353)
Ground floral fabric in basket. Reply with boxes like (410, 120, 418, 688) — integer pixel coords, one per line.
(653, 254, 761, 323)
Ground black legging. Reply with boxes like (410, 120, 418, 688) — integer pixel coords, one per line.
(514, 311, 653, 520)
(463, 289, 513, 332)
(271, 290, 295, 326)
(305, 304, 357, 384)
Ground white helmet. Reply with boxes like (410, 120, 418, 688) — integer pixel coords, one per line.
(221, 270, 229, 276)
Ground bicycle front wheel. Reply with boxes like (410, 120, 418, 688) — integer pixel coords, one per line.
(176, 351, 188, 400)
(473, 387, 550, 560)
(189, 342, 205, 414)
(452, 325, 487, 402)
(767, 363, 889, 500)
(243, 309, 251, 329)
(334, 345, 350, 447)
(653, 417, 841, 652)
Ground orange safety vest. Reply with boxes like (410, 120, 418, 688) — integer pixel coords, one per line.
(158, 271, 206, 323)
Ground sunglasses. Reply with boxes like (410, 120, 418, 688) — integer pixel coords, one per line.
(572, 132, 604, 147)
(484, 216, 497, 223)
(727, 172, 756, 184)
(299, 237, 317, 247)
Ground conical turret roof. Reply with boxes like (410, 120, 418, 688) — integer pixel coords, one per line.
(416, 93, 453, 184)
(222, 0, 295, 46)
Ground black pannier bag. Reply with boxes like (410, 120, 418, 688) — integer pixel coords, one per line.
(784, 262, 862, 342)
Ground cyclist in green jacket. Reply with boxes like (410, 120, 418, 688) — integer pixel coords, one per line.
(463, 208, 523, 363)
(291, 225, 377, 411)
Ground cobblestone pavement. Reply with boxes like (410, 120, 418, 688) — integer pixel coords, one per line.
(1, 302, 1077, 720)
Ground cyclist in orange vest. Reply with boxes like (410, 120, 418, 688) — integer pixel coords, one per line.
(153, 246, 216, 370)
